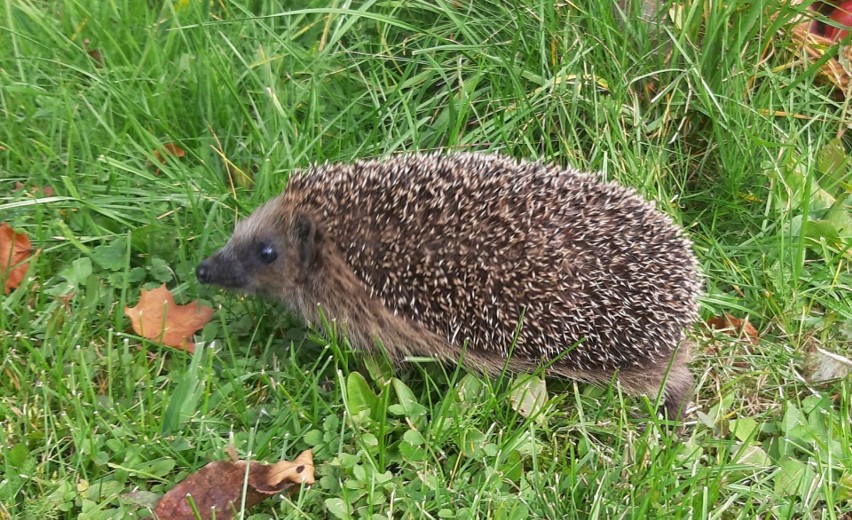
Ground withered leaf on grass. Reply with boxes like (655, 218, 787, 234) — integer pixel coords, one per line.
(82, 38, 103, 68)
(707, 313, 760, 345)
(784, 0, 852, 93)
(13, 182, 56, 197)
(152, 143, 186, 164)
(0, 223, 33, 294)
(150, 143, 187, 175)
(124, 284, 214, 352)
(155, 450, 314, 520)
(804, 347, 852, 383)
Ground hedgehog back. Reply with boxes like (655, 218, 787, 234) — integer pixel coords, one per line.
(285, 153, 700, 372)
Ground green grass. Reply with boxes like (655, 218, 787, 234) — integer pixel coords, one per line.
(2, 0, 852, 518)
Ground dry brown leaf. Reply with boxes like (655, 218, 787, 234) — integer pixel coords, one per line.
(154, 450, 314, 520)
(124, 284, 213, 352)
(784, 1, 852, 93)
(265, 450, 315, 488)
(152, 143, 186, 164)
(82, 38, 104, 68)
(707, 312, 759, 345)
(804, 346, 852, 383)
(0, 223, 33, 294)
(150, 143, 187, 175)
(13, 182, 55, 197)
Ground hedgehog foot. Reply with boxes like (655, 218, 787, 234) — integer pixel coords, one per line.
(617, 350, 694, 423)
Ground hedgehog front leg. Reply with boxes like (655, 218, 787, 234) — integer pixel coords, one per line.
(659, 342, 695, 419)
(660, 364, 694, 419)
(618, 346, 694, 420)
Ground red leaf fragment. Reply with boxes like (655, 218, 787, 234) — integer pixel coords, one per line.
(154, 450, 314, 520)
(150, 143, 187, 175)
(707, 313, 759, 345)
(785, 0, 852, 93)
(152, 143, 187, 164)
(0, 223, 33, 294)
(825, 2, 852, 41)
(124, 284, 214, 352)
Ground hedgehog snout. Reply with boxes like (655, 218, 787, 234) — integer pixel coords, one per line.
(196, 250, 249, 289)
(195, 259, 214, 284)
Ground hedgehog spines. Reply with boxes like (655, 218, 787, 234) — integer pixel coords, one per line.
(199, 152, 702, 417)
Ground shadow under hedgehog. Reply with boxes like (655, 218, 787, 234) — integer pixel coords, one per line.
(196, 152, 702, 419)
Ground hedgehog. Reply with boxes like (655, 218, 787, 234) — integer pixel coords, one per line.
(196, 152, 702, 418)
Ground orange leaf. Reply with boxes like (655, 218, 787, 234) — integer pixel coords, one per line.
(152, 143, 187, 164)
(0, 223, 33, 294)
(155, 450, 314, 520)
(265, 450, 315, 488)
(706, 312, 759, 345)
(124, 284, 214, 352)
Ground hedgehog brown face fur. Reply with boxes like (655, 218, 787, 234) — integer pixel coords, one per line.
(197, 152, 702, 419)
(196, 202, 321, 301)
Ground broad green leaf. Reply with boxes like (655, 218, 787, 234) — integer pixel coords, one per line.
(392, 378, 427, 418)
(7, 443, 29, 469)
(774, 457, 817, 498)
(324, 498, 351, 519)
(804, 219, 840, 245)
(304, 429, 324, 446)
(161, 346, 205, 435)
(734, 445, 770, 467)
(352, 464, 367, 482)
(729, 417, 759, 442)
(837, 472, 852, 502)
(817, 138, 852, 194)
(120, 490, 161, 509)
(363, 354, 394, 385)
(400, 429, 427, 462)
(455, 373, 483, 403)
(458, 427, 486, 459)
(825, 198, 852, 240)
(149, 257, 172, 283)
(346, 371, 377, 415)
(147, 458, 176, 478)
(781, 403, 802, 434)
(61, 257, 93, 288)
(403, 429, 425, 446)
(90, 238, 128, 271)
(508, 376, 548, 423)
(501, 449, 524, 482)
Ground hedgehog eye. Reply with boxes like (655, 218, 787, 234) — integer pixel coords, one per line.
(257, 243, 278, 264)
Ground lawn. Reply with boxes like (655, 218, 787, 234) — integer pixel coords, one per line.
(2, 0, 851, 518)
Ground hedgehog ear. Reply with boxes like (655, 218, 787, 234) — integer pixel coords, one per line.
(295, 214, 320, 266)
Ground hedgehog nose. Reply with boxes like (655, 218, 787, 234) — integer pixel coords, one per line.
(196, 260, 212, 284)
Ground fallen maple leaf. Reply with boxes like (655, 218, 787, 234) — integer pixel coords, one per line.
(707, 313, 759, 345)
(124, 284, 214, 352)
(152, 143, 186, 164)
(155, 450, 314, 520)
(0, 223, 33, 294)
